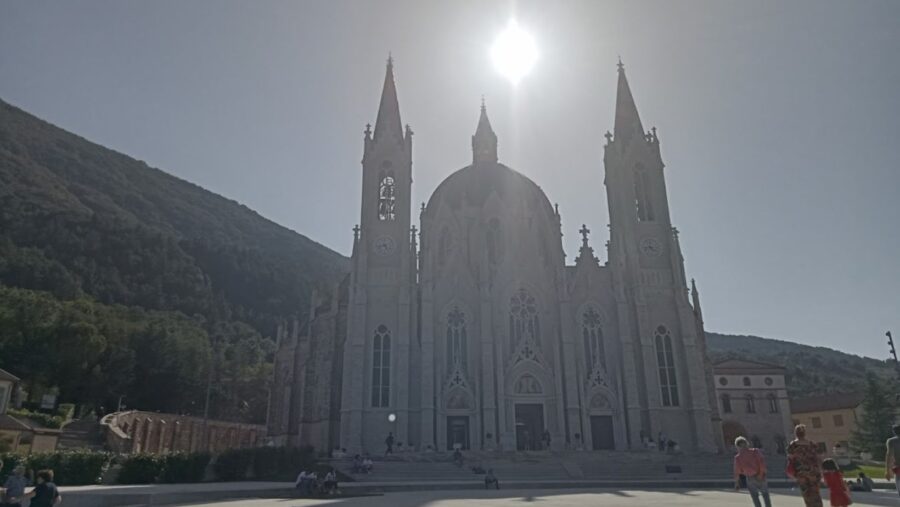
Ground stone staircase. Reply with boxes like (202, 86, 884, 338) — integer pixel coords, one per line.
(330, 450, 789, 483)
(57, 418, 106, 451)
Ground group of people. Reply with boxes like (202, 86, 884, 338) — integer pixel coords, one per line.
(350, 454, 375, 474)
(294, 468, 338, 496)
(733, 423, 900, 507)
(639, 430, 681, 454)
(0, 465, 61, 507)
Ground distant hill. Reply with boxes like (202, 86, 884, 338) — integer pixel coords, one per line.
(0, 98, 348, 335)
(0, 98, 348, 422)
(707, 332, 898, 398)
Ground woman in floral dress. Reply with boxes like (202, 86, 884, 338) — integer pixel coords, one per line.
(788, 424, 823, 507)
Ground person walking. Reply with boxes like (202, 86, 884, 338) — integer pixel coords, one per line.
(822, 459, 852, 507)
(1, 465, 28, 507)
(733, 436, 771, 507)
(11, 469, 60, 507)
(787, 424, 823, 507)
(886, 423, 900, 497)
(385, 432, 395, 455)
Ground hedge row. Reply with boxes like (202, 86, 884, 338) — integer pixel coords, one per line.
(117, 452, 211, 484)
(0, 446, 318, 485)
(0, 450, 109, 485)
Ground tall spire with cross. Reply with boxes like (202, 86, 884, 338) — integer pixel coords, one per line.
(472, 97, 498, 164)
(373, 54, 403, 142)
(613, 58, 644, 147)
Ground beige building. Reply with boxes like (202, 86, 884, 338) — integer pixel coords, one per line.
(269, 59, 724, 455)
(0, 368, 59, 454)
(790, 393, 863, 456)
(713, 360, 793, 454)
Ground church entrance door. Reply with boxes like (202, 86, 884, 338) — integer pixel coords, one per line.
(514, 403, 544, 451)
(447, 416, 470, 450)
(590, 415, 615, 450)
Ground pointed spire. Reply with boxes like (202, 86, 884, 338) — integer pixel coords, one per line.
(613, 58, 644, 146)
(373, 54, 403, 142)
(472, 98, 498, 164)
(691, 278, 704, 321)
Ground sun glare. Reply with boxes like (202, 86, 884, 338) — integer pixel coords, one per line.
(491, 20, 537, 85)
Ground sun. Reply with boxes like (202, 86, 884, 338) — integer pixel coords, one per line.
(491, 20, 538, 85)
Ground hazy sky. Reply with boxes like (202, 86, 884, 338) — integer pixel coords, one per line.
(2, 0, 899, 360)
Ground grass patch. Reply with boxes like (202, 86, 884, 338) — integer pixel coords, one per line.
(841, 462, 887, 479)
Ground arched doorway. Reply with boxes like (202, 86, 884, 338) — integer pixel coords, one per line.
(722, 420, 747, 448)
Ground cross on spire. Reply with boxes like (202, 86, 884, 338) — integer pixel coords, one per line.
(579, 224, 591, 247)
(352, 224, 360, 241)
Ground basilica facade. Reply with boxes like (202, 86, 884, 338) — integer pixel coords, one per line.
(267, 59, 724, 454)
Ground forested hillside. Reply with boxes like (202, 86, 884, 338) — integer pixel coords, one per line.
(707, 332, 898, 397)
(0, 99, 348, 423)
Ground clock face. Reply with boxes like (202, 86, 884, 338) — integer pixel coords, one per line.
(373, 235, 395, 256)
(639, 237, 662, 257)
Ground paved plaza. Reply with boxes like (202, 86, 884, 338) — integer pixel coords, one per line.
(173, 488, 900, 507)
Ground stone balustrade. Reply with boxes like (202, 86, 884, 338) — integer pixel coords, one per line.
(100, 410, 265, 454)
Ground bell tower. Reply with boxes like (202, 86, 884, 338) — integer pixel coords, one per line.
(341, 56, 417, 454)
(604, 60, 718, 452)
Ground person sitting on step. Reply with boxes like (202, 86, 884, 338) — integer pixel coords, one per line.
(484, 469, 500, 490)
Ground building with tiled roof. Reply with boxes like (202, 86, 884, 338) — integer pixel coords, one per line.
(790, 392, 864, 456)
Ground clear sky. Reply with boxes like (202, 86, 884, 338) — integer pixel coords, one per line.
(2, 0, 899, 360)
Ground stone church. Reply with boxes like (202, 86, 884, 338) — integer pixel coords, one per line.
(267, 58, 724, 455)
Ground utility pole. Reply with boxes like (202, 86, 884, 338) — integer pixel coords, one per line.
(888, 331, 899, 381)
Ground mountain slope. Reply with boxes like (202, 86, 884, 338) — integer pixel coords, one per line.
(707, 332, 898, 398)
(0, 98, 348, 336)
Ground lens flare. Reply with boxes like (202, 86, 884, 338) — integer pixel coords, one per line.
(491, 20, 537, 85)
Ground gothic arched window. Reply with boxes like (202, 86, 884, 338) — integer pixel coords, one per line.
(582, 307, 605, 370)
(767, 394, 779, 413)
(745, 394, 756, 414)
(654, 325, 679, 407)
(446, 307, 467, 370)
(721, 394, 732, 414)
(509, 289, 539, 352)
(377, 173, 396, 221)
(371, 325, 391, 407)
(634, 165, 655, 222)
(486, 218, 503, 265)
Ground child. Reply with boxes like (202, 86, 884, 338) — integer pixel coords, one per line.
(822, 459, 852, 507)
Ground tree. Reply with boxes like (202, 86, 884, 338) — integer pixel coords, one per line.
(851, 374, 899, 455)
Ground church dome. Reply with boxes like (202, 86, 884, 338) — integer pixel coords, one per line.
(425, 162, 555, 217)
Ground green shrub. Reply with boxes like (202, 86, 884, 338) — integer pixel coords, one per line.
(0, 453, 26, 477)
(118, 454, 164, 484)
(56, 403, 76, 421)
(7, 408, 65, 429)
(213, 448, 254, 481)
(159, 452, 210, 483)
(21, 450, 110, 485)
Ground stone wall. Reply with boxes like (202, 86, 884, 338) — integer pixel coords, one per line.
(101, 410, 265, 454)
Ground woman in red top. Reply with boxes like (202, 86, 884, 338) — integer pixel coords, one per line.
(822, 459, 852, 507)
